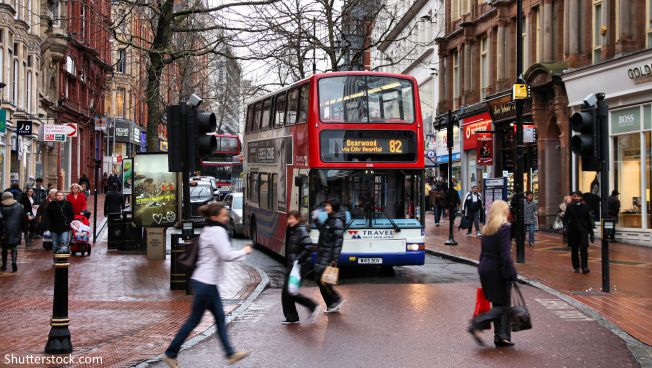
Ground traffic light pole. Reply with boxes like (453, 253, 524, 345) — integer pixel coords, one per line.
(515, 0, 525, 263)
(597, 97, 610, 292)
(445, 110, 457, 246)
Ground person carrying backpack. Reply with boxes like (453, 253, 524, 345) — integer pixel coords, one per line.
(163, 202, 252, 368)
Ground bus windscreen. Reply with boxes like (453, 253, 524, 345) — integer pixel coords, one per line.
(318, 75, 415, 124)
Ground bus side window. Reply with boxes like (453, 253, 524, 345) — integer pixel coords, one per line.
(270, 174, 277, 211)
(297, 83, 309, 123)
(262, 98, 273, 131)
(245, 105, 254, 133)
(251, 174, 259, 204)
(259, 173, 269, 209)
(253, 102, 262, 132)
(286, 88, 299, 126)
(274, 92, 286, 128)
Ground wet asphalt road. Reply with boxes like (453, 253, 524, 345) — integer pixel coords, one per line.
(151, 241, 639, 368)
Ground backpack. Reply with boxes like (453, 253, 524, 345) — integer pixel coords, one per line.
(178, 237, 199, 271)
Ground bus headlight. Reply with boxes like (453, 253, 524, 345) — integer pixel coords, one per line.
(407, 244, 419, 251)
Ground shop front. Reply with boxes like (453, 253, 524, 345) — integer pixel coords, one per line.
(460, 109, 492, 195)
(563, 49, 652, 246)
(433, 116, 462, 195)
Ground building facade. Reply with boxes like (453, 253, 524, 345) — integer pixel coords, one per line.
(211, 49, 241, 134)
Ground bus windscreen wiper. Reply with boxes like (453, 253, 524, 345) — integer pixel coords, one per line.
(381, 211, 401, 233)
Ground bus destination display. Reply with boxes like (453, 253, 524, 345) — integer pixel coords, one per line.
(321, 130, 417, 162)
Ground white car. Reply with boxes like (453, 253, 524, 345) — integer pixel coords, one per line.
(223, 192, 243, 237)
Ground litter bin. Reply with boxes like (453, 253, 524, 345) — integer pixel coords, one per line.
(107, 212, 142, 250)
(170, 234, 192, 294)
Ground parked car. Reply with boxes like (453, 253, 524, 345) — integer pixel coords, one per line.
(223, 192, 243, 237)
(189, 182, 216, 225)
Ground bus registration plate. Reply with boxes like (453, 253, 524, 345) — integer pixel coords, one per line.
(358, 258, 382, 264)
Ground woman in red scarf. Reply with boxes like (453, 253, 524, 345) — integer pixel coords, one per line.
(66, 183, 88, 215)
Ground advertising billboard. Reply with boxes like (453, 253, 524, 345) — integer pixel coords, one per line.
(133, 154, 178, 227)
(122, 158, 133, 195)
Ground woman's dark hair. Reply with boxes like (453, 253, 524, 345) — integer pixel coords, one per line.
(288, 210, 304, 222)
(198, 202, 226, 218)
(325, 198, 340, 212)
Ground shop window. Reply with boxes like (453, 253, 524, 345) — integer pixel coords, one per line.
(646, 132, 651, 229)
(614, 133, 642, 228)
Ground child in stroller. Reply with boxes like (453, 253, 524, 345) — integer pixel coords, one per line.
(70, 212, 92, 256)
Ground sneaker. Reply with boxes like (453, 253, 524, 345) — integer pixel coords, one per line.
(435, 223, 439, 227)
(494, 338, 515, 347)
(307, 305, 321, 323)
(467, 326, 485, 346)
(573, 268, 580, 273)
(476, 232, 482, 237)
(162, 354, 178, 368)
(227, 351, 250, 365)
(325, 299, 345, 313)
(466, 233, 471, 237)
(280, 320, 299, 325)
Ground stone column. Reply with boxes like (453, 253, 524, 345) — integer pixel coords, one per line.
(438, 54, 446, 108)
(563, 0, 570, 56)
(497, 21, 506, 83)
(463, 41, 472, 95)
(615, 0, 636, 54)
(569, 0, 580, 57)
(543, 0, 553, 62)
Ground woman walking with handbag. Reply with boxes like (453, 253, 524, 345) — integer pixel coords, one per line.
(163, 203, 252, 368)
(281, 211, 320, 325)
(312, 198, 346, 313)
(467, 200, 517, 348)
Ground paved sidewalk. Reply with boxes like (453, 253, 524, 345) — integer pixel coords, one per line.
(0, 195, 265, 368)
(425, 214, 652, 347)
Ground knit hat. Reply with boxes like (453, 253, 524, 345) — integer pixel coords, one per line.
(2, 192, 14, 200)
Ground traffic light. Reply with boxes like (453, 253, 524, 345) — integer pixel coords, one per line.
(185, 109, 217, 171)
(166, 104, 188, 172)
(570, 106, 600, 171)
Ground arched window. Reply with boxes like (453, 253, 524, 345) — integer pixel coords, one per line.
(65, 56, 75, 75)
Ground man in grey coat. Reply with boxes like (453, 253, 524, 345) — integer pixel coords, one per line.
(523, 191, 538, 247)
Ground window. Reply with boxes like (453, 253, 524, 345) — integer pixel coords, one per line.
(259, 173, 269, 209)
(533, 6, 541, 63)
(521, 15, 529, 68)
(269, 174, 277, 211)
(274, 92, 286, 127)
(286, 88, 298, 125)
(117, 49, 127, 74)
(250, 174, 259, 203)
(80, 4, 86, 39)
(615, 0, 620, 42)
(648, 0, 652, 47)
(26, 71, 31, 113)
(65, 56, 75, 75)
(116, 88, 126, 118)
(613, 133, 643, 228)
(318, 76, 414, 123)
(593, 1, 603, 63)
(12, 59, 18, 104)
(480, 36, 489, 99)
(452, 50, 459, 109)
(297, 84, 309, 123)
(245, 105, 254, 132)
(261, 98, 272, 130)
(252, 102, 262, 132)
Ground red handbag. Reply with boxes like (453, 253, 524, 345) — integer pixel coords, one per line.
(473, 288, 492, 330)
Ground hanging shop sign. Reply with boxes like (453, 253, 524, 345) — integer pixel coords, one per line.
(0, 109, 6, 133)
(476, 132, 493, 166)
(462, 112, 492, 151)
(16, 120, 33, 135)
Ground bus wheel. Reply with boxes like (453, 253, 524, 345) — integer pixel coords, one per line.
(380, 265, 395, 276)
(250, 220, 258, 246)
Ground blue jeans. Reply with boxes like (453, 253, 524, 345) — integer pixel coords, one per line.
(166, 280, 235, 359)
(526, 224, 535, 244)
(51, 231, 70, 253)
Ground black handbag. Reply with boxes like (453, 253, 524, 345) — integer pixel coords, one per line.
(509, 283, 533, 332)
(178, 237, 199, 271)
(459, 215, 470, 230)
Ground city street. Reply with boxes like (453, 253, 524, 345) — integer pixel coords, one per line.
(150, 246, 640, 368)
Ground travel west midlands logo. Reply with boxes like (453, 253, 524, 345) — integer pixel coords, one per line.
(348, 231, 362, 239)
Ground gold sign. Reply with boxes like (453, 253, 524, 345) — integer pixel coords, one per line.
(513, 83, 529, 100)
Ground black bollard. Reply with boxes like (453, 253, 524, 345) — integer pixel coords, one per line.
(45, 247, 72, 354)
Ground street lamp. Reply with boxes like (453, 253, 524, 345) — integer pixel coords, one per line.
(438, 111, 459, 246)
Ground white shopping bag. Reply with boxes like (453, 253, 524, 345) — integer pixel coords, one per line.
(288, 260, 301, 296)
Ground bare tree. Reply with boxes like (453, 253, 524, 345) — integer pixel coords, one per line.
(110, 0, 280, 151)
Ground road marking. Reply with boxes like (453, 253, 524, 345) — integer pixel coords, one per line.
(535, 298, 593, 321)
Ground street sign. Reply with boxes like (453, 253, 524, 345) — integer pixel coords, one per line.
(513, 83, 529, 100)
(426, 150, 435, 159)
(43, 133, 66, 142)
(17, 120, 33, 135)
(43, 124, 78, 138)
(64, 123, 78, 137)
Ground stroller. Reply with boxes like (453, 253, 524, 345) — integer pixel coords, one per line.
(70, 213, 92, 256)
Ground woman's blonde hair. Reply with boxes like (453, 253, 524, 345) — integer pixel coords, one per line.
(70, 183, 81, 192)
(482, 200, 510, 236)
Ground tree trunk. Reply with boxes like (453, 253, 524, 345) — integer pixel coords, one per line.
(146, 56, 164, 152)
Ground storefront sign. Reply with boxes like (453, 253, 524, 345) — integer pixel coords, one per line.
(0, 109, 6, 133)
(133, 127, 141, 144)
(133, 154, 178, 227)
(476, 133, 493, 166)
(462, 112, 492, 151)
(486, 93, 532, 123)
(627, 62, 652, 81)
(611, 107, 640, 134)
(436, 152, 461, 163)
(94, 117, 108, 131)
(16, 121, 33, 135)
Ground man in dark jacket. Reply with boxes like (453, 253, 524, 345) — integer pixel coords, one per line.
(4, 183, 23, 203)
(33, 178, 48, 206)
(607, 190, 620, 221)
(463, 185, 485, 237)
(565, 191, 595, 273)
(45, 191, 74, 253)
(1, 192, 26, 272)
(444, 183, 461, 225)
(281, 210, 320, 324)
(312, 198, 345, 313)
(104, 183, 124, 218)
(78, 174, 91, 190)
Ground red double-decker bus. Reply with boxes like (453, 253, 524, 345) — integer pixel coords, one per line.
(200, 133, 243, 191)
(243, 71, 426, 267)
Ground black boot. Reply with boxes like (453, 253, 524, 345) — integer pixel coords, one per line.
(1, 249, 7, 271)
(11, 248, 17, 272)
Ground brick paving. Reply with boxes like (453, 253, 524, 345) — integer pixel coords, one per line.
(425, 213, 652, 347)
(0, 194, 263, 368)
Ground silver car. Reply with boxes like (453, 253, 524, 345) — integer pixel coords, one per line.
(223, 192, 243, 237)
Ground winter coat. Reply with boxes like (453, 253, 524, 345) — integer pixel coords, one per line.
(523, 199, 538, 225)
(46, 200, 74, 233)
(478, 224, 517, 305)
(565, 201, 594, 247)
(430, 184, 444, 207)
(104, 190, 125, 215)
(36, 197, 52, 230)
(463, 192, 484, 219)
(285, 223, 314, 270)
(607, 195, 620, 219)
(314, 211, 345, 274)
(4, 188, 23, 202)
(33, 186, 48, 206)
(66, 193, 87, 215)
(20, 194, 36, 218)
(444, 188, 461, 209)
(0, 200, 26, 246)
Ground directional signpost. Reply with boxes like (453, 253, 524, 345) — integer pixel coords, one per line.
(43, 124, 78, 142)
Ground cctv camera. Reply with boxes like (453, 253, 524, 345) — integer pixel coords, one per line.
(583, 93, 603, 108)
(187, 94, 203, 108)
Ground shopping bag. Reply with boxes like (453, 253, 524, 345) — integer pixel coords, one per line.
(288, 260, 301, 296)
(320, 265, 339, 285)
(553, 215, 564, 230)
(509, 283, 533, 332)
(473, 288, 492, 330)
(459, 215, 470, 231)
